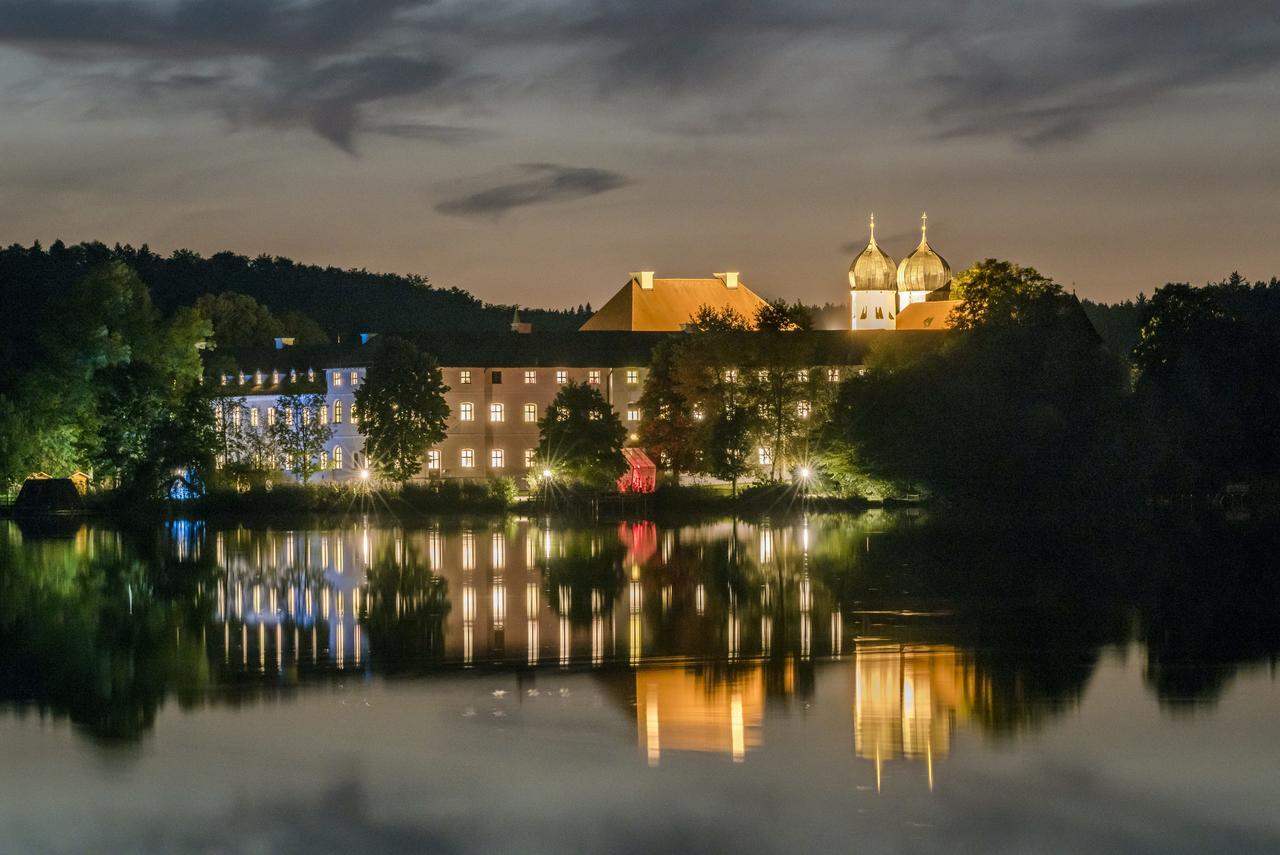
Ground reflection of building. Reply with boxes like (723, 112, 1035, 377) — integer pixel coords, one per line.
(634, 666, 765, 765)
(854, 643, 972, 788)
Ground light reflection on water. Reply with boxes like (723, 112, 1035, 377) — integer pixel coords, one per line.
(1, 512, 1278, 852)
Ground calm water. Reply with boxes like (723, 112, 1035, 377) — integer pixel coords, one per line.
(1, 511, 1277, 853)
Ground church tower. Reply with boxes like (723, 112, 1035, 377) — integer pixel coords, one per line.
(849, 214, 898, 330)
(896, 212, 951, 313)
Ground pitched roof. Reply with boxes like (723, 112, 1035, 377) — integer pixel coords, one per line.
(580, 275, 769, 331)
(896, 300, 960, 330)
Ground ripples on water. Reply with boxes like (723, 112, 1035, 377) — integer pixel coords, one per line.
(0, 511, 1277, 853)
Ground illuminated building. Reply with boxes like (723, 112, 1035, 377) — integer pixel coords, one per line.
(848, 213, 962, 331)
(580, 271, 769, 331)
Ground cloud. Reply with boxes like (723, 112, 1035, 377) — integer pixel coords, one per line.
(435, 163, 632, 218)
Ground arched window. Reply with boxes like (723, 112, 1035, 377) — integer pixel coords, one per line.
(333, 400, 343, 423)
(350, 402, 358, 424)
(490, 403, 504, 422)
(332, 446, 343, 470)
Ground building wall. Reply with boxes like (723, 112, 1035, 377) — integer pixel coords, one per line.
(851, 290, 897, 331)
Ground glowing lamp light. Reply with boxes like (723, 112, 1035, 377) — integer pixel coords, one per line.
(798, 467, 812, 480)
(359, 468, 371, 481)
(541, 468, 553, 480)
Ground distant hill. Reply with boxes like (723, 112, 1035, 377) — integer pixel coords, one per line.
(0, 240, 591, 358)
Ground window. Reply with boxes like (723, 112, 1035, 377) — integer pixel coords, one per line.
(556, 370, 568, 384)
(797, 368, 809, 382)
(461, 448, 475, 468)
(758, 447, 772, 465)
(460, 370, 472, 385)
(333, 446, 343, 469)
(302, 407, 311, 425)
(249, 407, 260, 428)
(523, 403, 538, 423)
(588, 409, 602, 421)
(523, 370, 537, 384)
(692, 405, 704, 421)
(491, 370, 503, 384)
(827, 368, 840, 382)
(490, 403, 505, 423)
(757, 370, 768, 382)
(307, 368, 315, 382)
(332, 371, 343, 387)
(524, 449, 537, 467)
(285, 407, 294, 426)
(588, 370, 600, 384)
(232, 407, 242, 429)
(267, 408, 277, 427)
(271, 370, 280, 385)
(290, 369, 298, 383)
(319, 405, 328, 425)
(627, 409, 640, 422)
(333, 400, 343, 423)
(350, 402, 358, 424)
(626, 369, 639, 384)
(320, 450, 328, 470)
(459, 402, 474, 422)
(491, 448, 505, 468)
(349, 371, 358, 386)
(427, 449, 440, 471)
(859, 307, 868, 320)
(724, 369, 738, 383)
(798, 400, 811, 419)
(875, 307, 884, 320)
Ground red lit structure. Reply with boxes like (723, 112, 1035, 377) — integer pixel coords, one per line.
(617, 448, 657, 494)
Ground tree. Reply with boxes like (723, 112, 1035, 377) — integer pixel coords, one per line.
(754, 299, 811, 332)
(948, 259, 1063, 330)
(195, 292, 283, 350)
(269, 394, 332, 484)
(354, 337, 451, 483)
(689, 304, 753, 332)
(538, 381, 626, 489)
(637, 339, 699, 481)
(707, 409, 754, 497)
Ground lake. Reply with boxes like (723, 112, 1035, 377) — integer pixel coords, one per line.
(1, 511, 1277, 853)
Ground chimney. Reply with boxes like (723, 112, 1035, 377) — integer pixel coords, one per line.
(715, 271, 739, 290)
(631, 270, 655, 290)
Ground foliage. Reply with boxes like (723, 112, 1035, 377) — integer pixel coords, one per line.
(354, 337, 451, 483)
(754, 298, 812, 331)
(948, 259, 1064, 330)
(268, 394, 333, 484)
(706, 409, 754, 496)
(538, 381, 626, 489)
(196, 291, 288, 349)
(637, 339, 699, 479)
(689, 304, 752, 332)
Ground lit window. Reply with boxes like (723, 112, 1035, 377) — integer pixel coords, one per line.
(307, 368, 315, 382)
(524, 370, 537, 384)
(491, 371, 503, 384)
(220, 375, 228, 386)
(524, 449, 537, 467)
(461, 448, 475, 468)
(267, 408, 277, 427)
(490, 403, 505, 423)
(271, 370, 280, 385)
(797, 368, 809, 382)
(556, 370, 568, 384)
(724, 369, 738, 383)
(588, 370, 600, 384)
(349, 371, 358, 386)
(427, 450, 441, 471)
(627, 409, 640, 421)
(285, 407, 294, 426)
(692, 405, 704, 421)
(254, 371, 263, 385)
(757, 370, 768, 382)
(332, 371, 343, 387)
(333, 400, 343, 423)
(215, 454, 225, 469)
(333, 446, 343, 469)
(290, 369, 297, 383)
(523, 403, 538, 423)
(350, 402, 358, 424)
(491, 448, 505, 468)
(249, 407, 260, 428)
(626, 369, 639, 384)
(320, 450, 328, 470)
(798, 401, 810, 419)
(827, 368, 840, 382)
(588, 409, 602, 421)
(319, 405, 328, 425)
(758, 447, 772, 465)
(460, 370, 472, 385)
(302, 407, 311, 425)
(459, 402, 474, 422)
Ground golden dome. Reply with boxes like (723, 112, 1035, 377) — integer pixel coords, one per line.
(897, 213, 951, 293)
(848, 214, 897, 291)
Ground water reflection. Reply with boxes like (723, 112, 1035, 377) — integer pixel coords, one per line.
(1, 511, 1278, 764)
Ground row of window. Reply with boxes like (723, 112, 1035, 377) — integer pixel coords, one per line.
(721, 368, 842, 383)
(222, 401, 358, 428)
(455, 369, 641, 386)
(427, 448, 539, 470)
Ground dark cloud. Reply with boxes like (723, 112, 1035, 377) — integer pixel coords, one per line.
(435, 163, 632, 218)
(367, 122, 490, 145)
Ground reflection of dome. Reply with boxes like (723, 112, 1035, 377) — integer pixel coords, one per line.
(897, 213, 951, 294)
(849, 214, 897, 292)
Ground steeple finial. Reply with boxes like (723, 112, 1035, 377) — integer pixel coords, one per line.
(869, 212, 877, 244)
(921, 211, 928, 242)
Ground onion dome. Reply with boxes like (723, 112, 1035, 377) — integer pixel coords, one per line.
(848, 214, 897, 291)
(897, 212, 951, 293)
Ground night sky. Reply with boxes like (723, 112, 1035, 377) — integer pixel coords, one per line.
(1, 0, 1277, 307)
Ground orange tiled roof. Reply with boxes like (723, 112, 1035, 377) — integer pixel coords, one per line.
(895, 300, 960, 331)
(580, 276, 769, 331)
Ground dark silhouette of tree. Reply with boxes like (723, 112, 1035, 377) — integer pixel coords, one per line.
(354, 337, 451, 483)
(538, 381, 626, 489)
